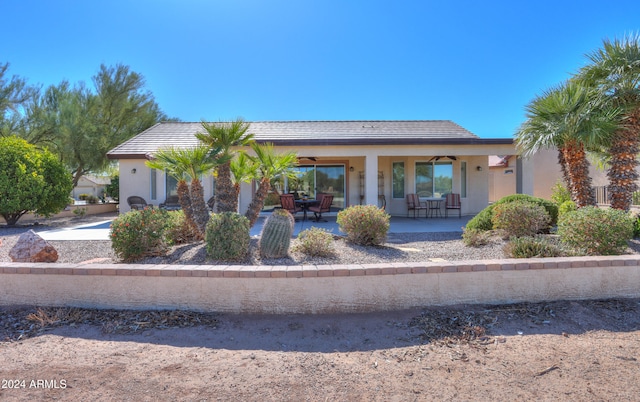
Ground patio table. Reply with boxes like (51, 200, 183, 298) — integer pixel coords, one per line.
(295, 199, 319, 221)
(424, 197, 444, 218)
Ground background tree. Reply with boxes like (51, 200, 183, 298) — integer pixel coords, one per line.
(0, 136, 72, 225)
(578, 35, 640, 211)
(244, 142, 298, 227)
(0, 62, 37, 138)
(196, 118, 254, 213)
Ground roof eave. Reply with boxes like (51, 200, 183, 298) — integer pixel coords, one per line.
(256, 138, 514, 146)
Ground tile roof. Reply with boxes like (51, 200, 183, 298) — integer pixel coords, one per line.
(107, 120, 512, 159)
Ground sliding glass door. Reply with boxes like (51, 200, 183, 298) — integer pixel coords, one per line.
(288, 165, 345, 209)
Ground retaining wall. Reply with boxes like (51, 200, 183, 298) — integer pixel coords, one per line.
(2, 255, 640, 313)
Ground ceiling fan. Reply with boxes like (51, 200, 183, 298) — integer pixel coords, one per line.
(427, 155, 457, 162)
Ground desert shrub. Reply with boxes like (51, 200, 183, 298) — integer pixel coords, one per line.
(259, 209, 294, 258)
(557, 200, 577, 222)
(557, 207, 634, 255)
(294, 227, 335, 257)
(633, 212, 640, 238)
(110, 207, 171, 262)
(491, 201, 551, 238)
(205, 212, 250, 261)
(466, 194, 558, 232)
(336, 205, 390, 246)
(461, 227, 493, 247)
(550, 181, 572, 205)
(503, 236, 564, 258)
(465, 207, 494, 231)
(166, 210, 199, 244)
(85, 194, 99, 204)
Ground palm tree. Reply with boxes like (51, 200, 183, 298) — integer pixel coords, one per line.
(195, 118, 254, 213)
(146, 145, 222, 237)
(515, 81, 620, 207)
(244, 142, 298, 227)
(230, 151, 258, 202)
(578, 35, 640, 211)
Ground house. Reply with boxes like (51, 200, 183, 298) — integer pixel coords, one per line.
(72, 174, 111, 200)
(107, 120, 546, 216)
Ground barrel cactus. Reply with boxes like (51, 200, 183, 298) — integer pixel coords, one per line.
(259, 209, 295, 258)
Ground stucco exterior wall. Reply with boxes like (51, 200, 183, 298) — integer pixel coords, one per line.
(2, 256, 639, 314)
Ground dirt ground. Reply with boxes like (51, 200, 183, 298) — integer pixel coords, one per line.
(2, 299, 640, 401)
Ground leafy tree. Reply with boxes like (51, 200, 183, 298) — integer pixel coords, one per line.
(0, 62, 36, 137)
(244, 142, 298, 227)
(196, 118, 254, 213)
(515, 80, 619, 207)
(0, 136, 72, 225)
(105, 174, 119, 201)
(20, 64, 169, 188)
(578, 35, 640, 211)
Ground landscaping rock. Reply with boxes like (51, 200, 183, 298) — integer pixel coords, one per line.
(9, 230, 58, 262)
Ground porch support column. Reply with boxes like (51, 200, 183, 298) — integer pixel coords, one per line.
(364, 153, 379, 206)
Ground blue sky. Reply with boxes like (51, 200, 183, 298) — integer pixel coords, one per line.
(2, 0, 638, 138)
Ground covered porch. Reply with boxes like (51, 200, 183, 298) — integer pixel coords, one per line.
(240, 141, 515, 218)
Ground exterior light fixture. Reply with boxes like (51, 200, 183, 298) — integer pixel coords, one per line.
(476, 166, 482, 171)
(131, 168, 137, 174)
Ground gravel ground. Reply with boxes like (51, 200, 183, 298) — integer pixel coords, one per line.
(2, 213, 640, 265)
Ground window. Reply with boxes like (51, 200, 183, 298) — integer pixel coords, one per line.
(166, 174, 178, 197)
(461, 162, 467, 198)
(392, 162, 405, 198)
(150, 168, 157, 200)
(415, 161, 452, 198)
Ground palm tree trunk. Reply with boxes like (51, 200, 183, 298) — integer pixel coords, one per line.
(557, 149, 571, 188)
(562, 140, 596, 208)
(215, 162, 238, 213)
(245, 178, 270, 227)
(608, 110, 640, 211)
(177, 180, 199, 237)
(190, 178, 210, 235)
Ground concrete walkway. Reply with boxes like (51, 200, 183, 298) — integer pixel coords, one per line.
(37, 214, 472, 241)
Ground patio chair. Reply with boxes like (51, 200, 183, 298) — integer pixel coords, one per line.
(445, 193, 462, 218)
(308, 194, 333, 222)
(159, 195, 181, 210)
(406, 194, 427, 218)
(280, 194, 302, 217)
(127, 195, 149, 211)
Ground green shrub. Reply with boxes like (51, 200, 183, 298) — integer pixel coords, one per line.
(294, 227, 335, 257)
(633, 212, 640, 238)
(0, 136, 73, 225)
(86, 195, 99, 204)
(491, 201, 551, 238)
(205, 212, 250, 261)
(461, 228, 493, 247)
(503, 236, 564, 258)
(550, 181, 572, 205)
(78, 193, 89, 201)
(557, 207, 634, 255)
(557, 200, 577, 222)
(336, 205, 390, 246)
(166, 210, 199, 244)
(466, 194, 559, 232)
(465, 207, 494, 231)
(259, 209, 294, 258)
(110, 207, 171, 262)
